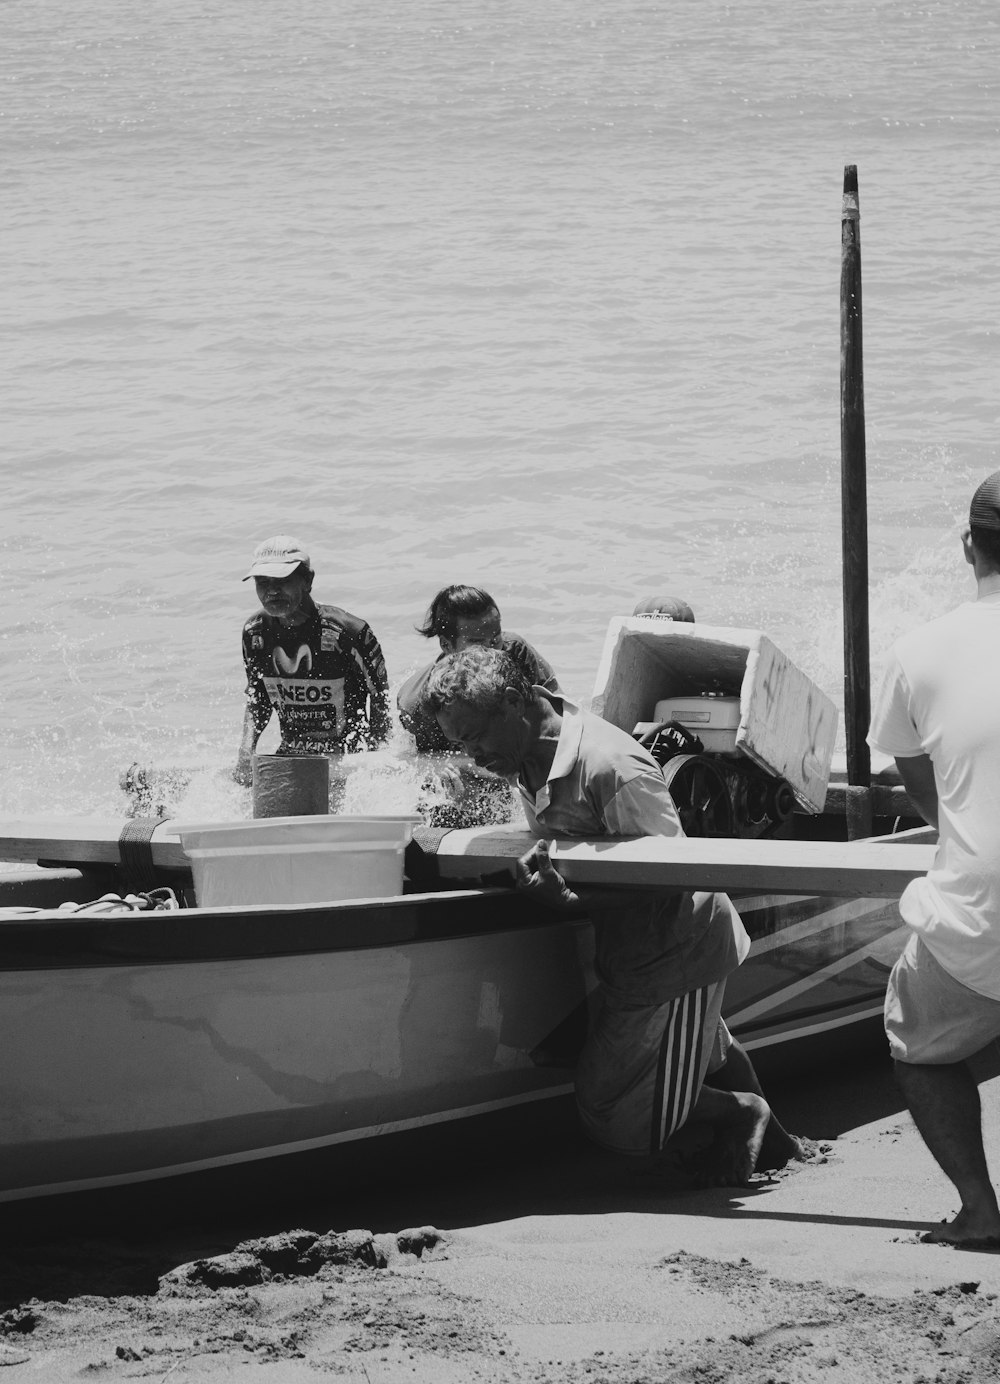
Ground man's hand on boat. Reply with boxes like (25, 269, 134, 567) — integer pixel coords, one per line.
(233, 749, 254, 787)
(516, 839, 581, 911)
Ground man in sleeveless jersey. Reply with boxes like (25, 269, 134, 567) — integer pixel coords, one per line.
(869, 471, 1000, 1250)
(425, 644, 809, 1184)
(234, 536, 390, 785)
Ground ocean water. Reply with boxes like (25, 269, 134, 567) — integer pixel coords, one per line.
(3, 0, 998, 819)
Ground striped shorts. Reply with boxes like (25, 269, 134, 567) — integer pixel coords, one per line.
(575, 981, 731, 1156)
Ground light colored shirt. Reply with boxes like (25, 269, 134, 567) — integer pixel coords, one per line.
(519, 692, 750, 1004)
(520, 692, 684, 839)
(868, 592, 1000, 999)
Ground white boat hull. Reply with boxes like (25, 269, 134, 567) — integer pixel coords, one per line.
(0, 861, 907, 1203)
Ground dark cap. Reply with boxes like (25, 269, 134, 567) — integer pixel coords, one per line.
(632, 595, 695, 622)
(970, 471, 1000, 532)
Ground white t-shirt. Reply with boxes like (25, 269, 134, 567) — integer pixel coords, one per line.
(868, 592, 1000, 999)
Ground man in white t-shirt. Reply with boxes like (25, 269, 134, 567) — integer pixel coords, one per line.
(425, 644, 809, 1185)
(868, 470, 1000, 1250)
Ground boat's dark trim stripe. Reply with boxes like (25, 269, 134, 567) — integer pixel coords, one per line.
(735, 996, 885, 1040)
(0, 1082, 577, 1205)
(742, 1001, 885, 1049)
(727, 934, 900, 1034)
(0, 888, 584, 972)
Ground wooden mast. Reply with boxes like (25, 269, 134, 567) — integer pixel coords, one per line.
(840, 165, 872, 838)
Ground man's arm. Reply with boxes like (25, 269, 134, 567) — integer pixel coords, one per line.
(234, 702, 263, 786)
(894, 752, 939, 830)
(353, 625, 392, 747)
(234, 631, 272, 785)
(517, 769, 680, 911)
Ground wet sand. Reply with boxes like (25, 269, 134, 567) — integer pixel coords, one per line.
(2, 1025, 1000, 1381)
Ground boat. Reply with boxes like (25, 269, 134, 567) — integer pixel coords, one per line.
(0, 614, 936, 1205)
(0, 821, 933, 1206)
(0, 165, 912, 1206)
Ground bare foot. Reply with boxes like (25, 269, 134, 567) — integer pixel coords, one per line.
(920, 1208, 1000, 1250)
(758, 1135, 834, 1174)
(789, 1136, 828, 1160)
(695, 1092, 771, 1187)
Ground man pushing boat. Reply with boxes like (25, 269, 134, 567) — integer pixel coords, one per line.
(234, 536, 391, 786)
(424, 644, 809, 1185)
(869, 470, 1000, 1251)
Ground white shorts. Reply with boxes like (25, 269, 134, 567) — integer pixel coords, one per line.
(885, 933, 1000, 1064)
(575, 980, 731, 1156)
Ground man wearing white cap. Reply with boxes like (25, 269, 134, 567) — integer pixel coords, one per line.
(234, 536, 390, 785)
(869, 470, 1000, 1249)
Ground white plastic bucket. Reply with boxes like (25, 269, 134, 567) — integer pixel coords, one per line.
(178, 815, 420, 908)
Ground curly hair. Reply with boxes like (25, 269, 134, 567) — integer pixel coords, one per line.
(416, 585, 499, 641)
(424, 645, 532, 715)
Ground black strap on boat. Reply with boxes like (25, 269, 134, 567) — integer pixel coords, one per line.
(405, 827, 515, 892)
(118, 817, 161, 893)
(405, 828, 445, 886)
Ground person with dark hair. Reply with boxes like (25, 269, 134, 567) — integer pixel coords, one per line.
(425, 645, 809, 1184)
(234, 535, 390, 785)
(397, 584, 557, 753)
(868, 470, 1000, 1250)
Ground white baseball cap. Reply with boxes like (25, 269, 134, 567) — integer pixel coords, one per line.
(242, 535, 312, 581)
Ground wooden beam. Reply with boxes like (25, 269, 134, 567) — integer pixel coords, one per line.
(0, 818, 936, 900)
(0, 820, 188, 871)
(428, 826, 934, 899)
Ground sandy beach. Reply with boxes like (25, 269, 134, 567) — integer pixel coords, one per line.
(2, 1029, 999, 1382)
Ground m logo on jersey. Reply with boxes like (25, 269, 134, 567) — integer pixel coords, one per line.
(273, 645, 312, 676)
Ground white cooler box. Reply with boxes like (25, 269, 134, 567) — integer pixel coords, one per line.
(591, 619, 838, 814)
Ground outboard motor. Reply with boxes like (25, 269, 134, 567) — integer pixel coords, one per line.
(634, 699, 795, 840)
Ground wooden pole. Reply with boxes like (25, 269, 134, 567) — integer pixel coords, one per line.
(840, 165, 872, 838)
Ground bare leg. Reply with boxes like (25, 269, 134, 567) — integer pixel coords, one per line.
(894, 1058, 1000, 1246)
(705, 1039, 813, 1170)
(685, 1083, 771, 1187)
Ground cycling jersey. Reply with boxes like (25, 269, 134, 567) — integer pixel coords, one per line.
(242, 599, 390, 754)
